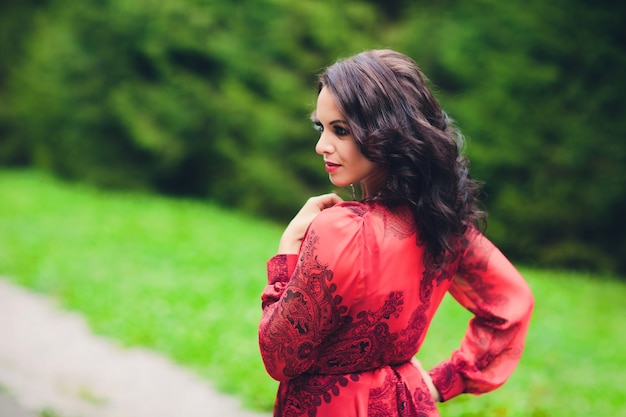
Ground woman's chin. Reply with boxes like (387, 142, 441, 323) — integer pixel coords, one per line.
(329, 178, 350, 188)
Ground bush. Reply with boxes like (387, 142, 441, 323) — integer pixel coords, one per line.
(3, 0, 379, 217)
(1, 0, 625, 274)
(392, 0, 626, 274)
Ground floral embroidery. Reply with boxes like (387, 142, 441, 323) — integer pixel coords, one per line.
(311, 291, 408, 375)
(368, 368, 439, 417)
(268, 254, 292, 284)
(343, 201, 369, 217)
(277, 373, 360, 417)
(429, 362, 460, 400)
(260, 205, 533, 416)
(413, 385, 438, 416)
(379, 205, 416, 240)
(382, 291, 404, 319)
(368, 369, 397, 416)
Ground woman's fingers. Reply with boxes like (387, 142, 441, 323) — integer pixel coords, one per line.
(278, 193, 343, 254)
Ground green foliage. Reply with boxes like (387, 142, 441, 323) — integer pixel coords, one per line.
(391, 0, 626, 273)
(0, 0, 53, 165)
(1, 0, 625, 273)
(2, 0, 379, 218)
(1, 170, 625, 416)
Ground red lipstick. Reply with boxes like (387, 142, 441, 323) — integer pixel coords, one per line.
(324, 161, 340, 173)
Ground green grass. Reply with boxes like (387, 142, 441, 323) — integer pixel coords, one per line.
(421, 270, 626, 417)
(1, 169, 625, 416)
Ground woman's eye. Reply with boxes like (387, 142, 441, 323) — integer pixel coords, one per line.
(334, 126, 349, 136)
(312, 121, 323, 132)
(312, 121, 349, 137)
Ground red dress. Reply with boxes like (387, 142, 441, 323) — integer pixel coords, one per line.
(259, 202, 533, 416)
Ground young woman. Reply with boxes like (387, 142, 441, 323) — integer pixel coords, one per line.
(258, 49, 533, 417)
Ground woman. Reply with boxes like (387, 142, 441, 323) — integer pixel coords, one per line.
(258, 49, 533, 417)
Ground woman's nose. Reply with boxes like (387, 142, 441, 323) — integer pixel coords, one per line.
(315, 133, 332, 155)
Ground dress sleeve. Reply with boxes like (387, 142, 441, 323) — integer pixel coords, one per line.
(258, 205, 365, 381)
(428, 228, 534, 401)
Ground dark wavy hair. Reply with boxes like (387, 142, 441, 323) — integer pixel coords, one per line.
(318, 49, 486, 266)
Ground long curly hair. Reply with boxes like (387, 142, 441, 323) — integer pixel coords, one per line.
(318, 49, 486, 265)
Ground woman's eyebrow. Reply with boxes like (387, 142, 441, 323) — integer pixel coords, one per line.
(310, 112, 347, 125)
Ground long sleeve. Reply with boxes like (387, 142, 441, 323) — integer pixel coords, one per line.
(428, 229, 534, 401)
(258, 205, 365, 381)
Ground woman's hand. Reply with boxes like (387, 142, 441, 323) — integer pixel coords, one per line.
(278, 193, 343, 254)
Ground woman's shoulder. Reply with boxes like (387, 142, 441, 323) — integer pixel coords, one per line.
(309, 201, 373, 233)
(311, 200, 402, 236)
(317, 201, 376, 220)
(304, 202, 381, 262)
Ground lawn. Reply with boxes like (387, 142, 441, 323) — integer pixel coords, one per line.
(1, 169, 624, 416)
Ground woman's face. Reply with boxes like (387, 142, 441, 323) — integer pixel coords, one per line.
(313, 87, 384, 196)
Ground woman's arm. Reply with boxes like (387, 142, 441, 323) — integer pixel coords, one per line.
(259, 200, 365, 382)
(428, 229, 534, 401)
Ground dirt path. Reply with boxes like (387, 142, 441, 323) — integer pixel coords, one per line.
(0, 278, 271, 417)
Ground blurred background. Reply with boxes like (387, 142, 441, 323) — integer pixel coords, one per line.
(1, 0, 625, 275)
(1, 1, 626, 416)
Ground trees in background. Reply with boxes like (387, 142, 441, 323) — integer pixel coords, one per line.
(391, 0, 626, 273)
(1, 0, 380, 219)
(1, 0, 624, 274)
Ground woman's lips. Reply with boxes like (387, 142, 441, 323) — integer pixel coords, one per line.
(324, 161, 340, 173)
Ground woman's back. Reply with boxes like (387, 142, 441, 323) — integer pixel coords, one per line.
(260, 201, 532, 416)
(308, 202, 451, 375)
